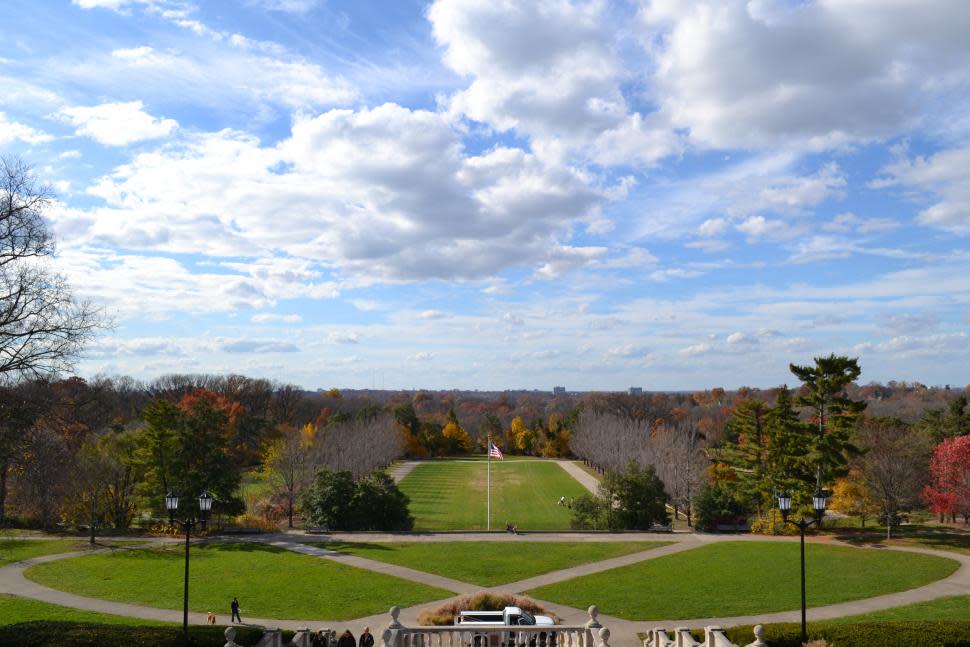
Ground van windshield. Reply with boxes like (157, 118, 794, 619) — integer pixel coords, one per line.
(519, 611, 536, 625)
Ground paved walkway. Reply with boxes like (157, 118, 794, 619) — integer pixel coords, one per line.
(555, 461, 601, 495)
(389, 461, 421, 483)
(3, 531, 969, 647)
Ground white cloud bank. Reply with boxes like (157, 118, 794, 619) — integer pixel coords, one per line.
(58, 101, 177, 146)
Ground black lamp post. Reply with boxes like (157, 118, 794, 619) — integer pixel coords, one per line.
(777, 489, 827, 645)
(165, 490, 213, 646)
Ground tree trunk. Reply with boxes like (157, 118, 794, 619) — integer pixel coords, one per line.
(886, 510, 893, 539)
(686, 501, 693, 528)
(0, 462, 6, 525)
(287, 495, 294, 529)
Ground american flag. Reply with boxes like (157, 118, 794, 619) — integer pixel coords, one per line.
(488, 439, 504, 460)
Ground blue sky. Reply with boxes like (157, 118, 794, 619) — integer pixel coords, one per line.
(2, 0, 969, 391)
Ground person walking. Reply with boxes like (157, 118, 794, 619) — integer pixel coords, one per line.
(338, 629, 356, 647)
(231, 597, 242, 624)
(359, 627, 374, 647)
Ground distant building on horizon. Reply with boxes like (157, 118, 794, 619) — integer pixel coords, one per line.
(552, 386, 566, 396)
(629, 387, 643, 395)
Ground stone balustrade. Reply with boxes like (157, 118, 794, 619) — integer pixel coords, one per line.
(223, 609, 769, 647)
(380, 605, 611, 647)
(643, 625, 766, 647)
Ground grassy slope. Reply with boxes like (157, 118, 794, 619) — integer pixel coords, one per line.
(527, 541, 959, 620)
(319, 541, 670, 587)
(398, 460, 589, 530)
(25, 542, 451, 621)
(0, 594, 170, 627)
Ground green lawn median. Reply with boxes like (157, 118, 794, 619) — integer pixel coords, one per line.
(527, 541, 959, 620)
(25, 541, 451, 621)
(319, 540, 670, 586)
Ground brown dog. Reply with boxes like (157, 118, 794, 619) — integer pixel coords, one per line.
(206, 612, 217, 625)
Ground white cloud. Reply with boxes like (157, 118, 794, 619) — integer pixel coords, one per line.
(0, 112, 53, 145)
(642, 0, 970, 150)
(58, 101, 177, 146)
(875, 146, 970, 235)
(221, 338, 301, 353)
(429, 0, 680, 165)
(251, 313, 302, 323)
(736, 215, 799, 242)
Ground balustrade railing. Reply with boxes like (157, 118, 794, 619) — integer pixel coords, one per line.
(643, 625, 766, 647)
(380, 605, 611, 647)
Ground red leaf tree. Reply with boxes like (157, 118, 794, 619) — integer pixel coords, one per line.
(922, 435, 970, 524)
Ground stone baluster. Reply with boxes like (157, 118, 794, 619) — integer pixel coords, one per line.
(383, 606, 403, 647)
(674, 628, 701, 647)
(225, 626, 240, 647)
(598, 627, 611, 647)
(650, 627, 674, 647)
(743, 625, 766, 647)
(585, 606, 602, 647)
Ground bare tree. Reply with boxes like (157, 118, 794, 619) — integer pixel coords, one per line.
(0, 157, 102, 379)
(857, 417, 930, 538)
(311, 413, 404, 479)
(655, 420, 706, 527)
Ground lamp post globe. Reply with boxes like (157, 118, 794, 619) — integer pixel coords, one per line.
(165, 491, 179, 515)
(812, 489, 828, 516)
(777, 491, 792, 517)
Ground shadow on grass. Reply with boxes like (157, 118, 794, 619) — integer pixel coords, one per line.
(315, 541, 394, 552)
(833, 526, 970, 552)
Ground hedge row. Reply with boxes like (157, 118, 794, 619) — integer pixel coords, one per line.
(0, 621, 266, 647)
(718, 621, 970, 647)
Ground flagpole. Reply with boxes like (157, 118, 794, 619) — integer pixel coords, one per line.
(487, 434, 491, 531)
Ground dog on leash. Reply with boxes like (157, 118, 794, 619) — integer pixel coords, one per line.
(206, 612, 217, 625)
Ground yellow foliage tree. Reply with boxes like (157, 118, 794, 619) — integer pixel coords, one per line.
(507, 416, 526, 453)
(441, 421, 471, 454)
(829, 469, 880, 528)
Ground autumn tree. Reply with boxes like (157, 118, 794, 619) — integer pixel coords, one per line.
(923, 435, 970, 524)
(829, 469, 879, 528)
(263, 423, 315, 528)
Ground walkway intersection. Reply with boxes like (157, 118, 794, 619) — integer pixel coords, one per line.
(2, 530, 969, 647)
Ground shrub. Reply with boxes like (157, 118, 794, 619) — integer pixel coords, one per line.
(302, 469, 413, 531)
(750, 509, 798, 536)
(418, 592, 556, 626)
(693, 482, 750, 532)
(230, 514, 279, 533)
(0, 621, 265, 647)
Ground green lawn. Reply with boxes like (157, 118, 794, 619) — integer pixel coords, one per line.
(828, 595, 970, 623)
(0, 539, 144, 566)
(0, 594, 170, 627)
(398, 460, 590, 530)
(25, 542, 451, 621)
(318, 541, 669, 586)
(527, 541, 959, 620)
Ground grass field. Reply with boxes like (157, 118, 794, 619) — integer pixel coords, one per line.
(25, 542, 451, 620)
(527, 541, 959, 620)
(829, 595, 970, 623)
(0, 594, 171, 627)
(397, 460, 590, 530)
(318, 541, 669, 586)
(0, 539, 144, 566)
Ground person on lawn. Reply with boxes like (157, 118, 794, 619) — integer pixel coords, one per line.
(231, 597, 242, 623)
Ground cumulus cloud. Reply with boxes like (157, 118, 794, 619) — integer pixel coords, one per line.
(429, 0, 680, 164)
(72, 105, 605, 288)
(58, 101, 177, 146)
(642, 0, 970, 149)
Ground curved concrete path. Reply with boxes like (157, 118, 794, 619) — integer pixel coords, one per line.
(2, 533, 969, 647)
